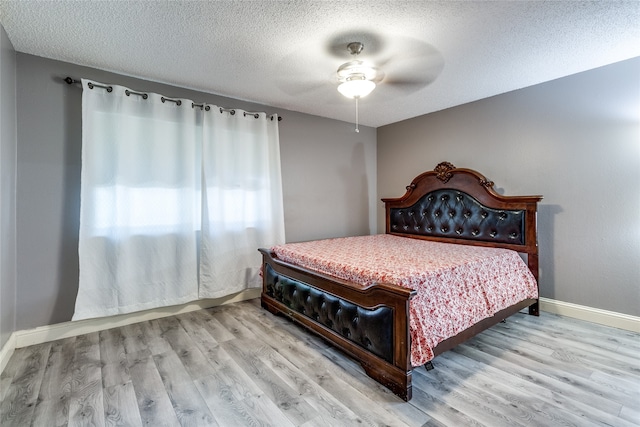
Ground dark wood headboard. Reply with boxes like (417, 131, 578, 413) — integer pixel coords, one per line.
(382, 162, 543, 281)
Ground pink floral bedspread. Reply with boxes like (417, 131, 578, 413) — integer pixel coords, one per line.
(271, 234, 538, 366)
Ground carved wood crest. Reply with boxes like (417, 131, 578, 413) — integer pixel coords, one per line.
(479, 178, 495, 188)
(434, 161, 456, 183)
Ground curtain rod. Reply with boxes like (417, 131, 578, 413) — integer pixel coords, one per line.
(64, 77, 283, 121)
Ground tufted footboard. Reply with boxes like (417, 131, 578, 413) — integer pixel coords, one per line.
(259, 248, 416, 401)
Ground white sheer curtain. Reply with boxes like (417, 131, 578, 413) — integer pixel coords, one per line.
(199, 111, 285, 298)
(73, 80, 285, 321)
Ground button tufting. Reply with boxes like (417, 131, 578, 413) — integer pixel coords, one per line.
(388, 189, 525, 246)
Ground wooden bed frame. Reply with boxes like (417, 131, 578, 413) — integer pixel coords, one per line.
(259, 162, 542, 401)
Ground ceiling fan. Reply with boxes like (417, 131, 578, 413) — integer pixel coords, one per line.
(275, 33, 444, 130)
(333, 38, 443, 132)
(335, 42, 380, 132)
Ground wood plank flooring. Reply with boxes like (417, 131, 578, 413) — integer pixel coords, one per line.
(1, 298, 638, 426)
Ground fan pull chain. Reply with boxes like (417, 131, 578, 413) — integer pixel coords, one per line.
(355, 96, 360, 133)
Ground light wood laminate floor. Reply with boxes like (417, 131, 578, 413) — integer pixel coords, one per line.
(1, 298, 639, 426)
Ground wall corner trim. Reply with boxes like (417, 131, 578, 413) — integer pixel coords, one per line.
(0, 332, 17, 374)
(540, 297, 640, 333)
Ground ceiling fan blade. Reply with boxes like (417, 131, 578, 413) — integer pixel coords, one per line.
(273, 44, 340, 99)
(274, 73, 346, 105)
(379, 45, 445, 93)
(385, 78, 430, 88)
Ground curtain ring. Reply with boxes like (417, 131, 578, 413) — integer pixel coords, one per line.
(87, 82, 113, 92)
(161, 97, 182, 106)
(126, 89, 148, 99)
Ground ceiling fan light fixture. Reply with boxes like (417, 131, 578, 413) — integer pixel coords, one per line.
(335, 42, 378, 132)
(337, 75, 376, 99)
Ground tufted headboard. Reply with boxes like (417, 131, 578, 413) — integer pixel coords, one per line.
(383, 162, 543, 279)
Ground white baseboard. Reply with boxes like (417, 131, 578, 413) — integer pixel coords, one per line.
(539, 297, 640, 333)
(14, 288, 261, 349)
(0, 332, 17, 374)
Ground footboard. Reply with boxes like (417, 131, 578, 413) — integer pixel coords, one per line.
(259, 248, 416, 401)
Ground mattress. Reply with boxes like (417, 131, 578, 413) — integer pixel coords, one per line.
(271, 234, 538, 366)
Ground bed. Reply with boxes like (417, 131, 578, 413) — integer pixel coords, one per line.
(259, 162, 542, 401)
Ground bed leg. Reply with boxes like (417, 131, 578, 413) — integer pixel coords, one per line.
(528, 301, 540, 316)
(424, 361, 434, 371)
(360, 363, 412, 401)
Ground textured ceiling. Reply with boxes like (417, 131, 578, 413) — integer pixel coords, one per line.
(1, 1, 639, 127)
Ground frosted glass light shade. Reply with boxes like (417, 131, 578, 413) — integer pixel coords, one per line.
(338, 78, 376, 99)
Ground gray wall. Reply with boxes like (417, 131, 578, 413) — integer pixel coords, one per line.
(0, 24, 17, 349)
(15, 53, 376, 330)
(378, 57, 640, 317)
